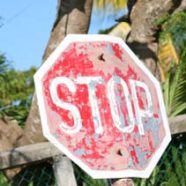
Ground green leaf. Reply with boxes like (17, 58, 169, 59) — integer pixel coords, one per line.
(171, 103, 186, 117)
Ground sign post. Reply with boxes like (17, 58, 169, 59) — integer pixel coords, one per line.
(34, 35, 171, 179)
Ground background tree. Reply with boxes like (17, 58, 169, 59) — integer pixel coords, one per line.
(0, 64, 36, 126)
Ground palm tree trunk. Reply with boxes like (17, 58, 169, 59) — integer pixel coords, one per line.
(16, 0, 93, 146)
(43, 0, 93, 61)
(127, 0, 186, 79)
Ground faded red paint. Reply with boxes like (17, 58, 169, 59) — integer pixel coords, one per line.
(42, 42, 165, 171)
(112, 43, 123, 60)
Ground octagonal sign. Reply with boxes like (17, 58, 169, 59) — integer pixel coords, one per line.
(34, 35, 171, 179)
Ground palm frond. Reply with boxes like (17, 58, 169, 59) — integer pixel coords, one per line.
(171, 103, 186, 117)
(162, 71, 170, 113)
(163, 50, 186, 117)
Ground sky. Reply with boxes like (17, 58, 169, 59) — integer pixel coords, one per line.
(0, 1, 127, 71)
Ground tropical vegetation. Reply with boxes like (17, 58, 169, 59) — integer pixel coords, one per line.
(0, 53, 36, 127)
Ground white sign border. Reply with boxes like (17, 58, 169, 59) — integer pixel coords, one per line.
(34, 34, 171, 179)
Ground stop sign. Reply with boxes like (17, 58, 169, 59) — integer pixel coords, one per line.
(34, 35, 171, 178)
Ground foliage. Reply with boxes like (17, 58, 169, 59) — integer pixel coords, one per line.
(158, 12, 186, 55)
(0, 54, 9, 77)
(0, 53, 36, 127)
(135, 134, 186, 186)
(156, 12, 186, 116)
(162, 51, 186, 117)
(157, 12, 186, 80)
(0, 173, 11, 186)
(74, 164, 109, 186)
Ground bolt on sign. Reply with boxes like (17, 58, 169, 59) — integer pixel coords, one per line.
(34, 35, 171, 179)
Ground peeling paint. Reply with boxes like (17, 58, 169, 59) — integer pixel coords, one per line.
(40, 40, 169, 173)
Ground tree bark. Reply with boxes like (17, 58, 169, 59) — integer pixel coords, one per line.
(16, 0, 93, 146)
(127, 0, 186, 79)
(174, 0, 186, 13)
(43, 0, 93, 61)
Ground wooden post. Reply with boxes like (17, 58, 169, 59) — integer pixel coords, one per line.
(53, 155, 77, 186)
